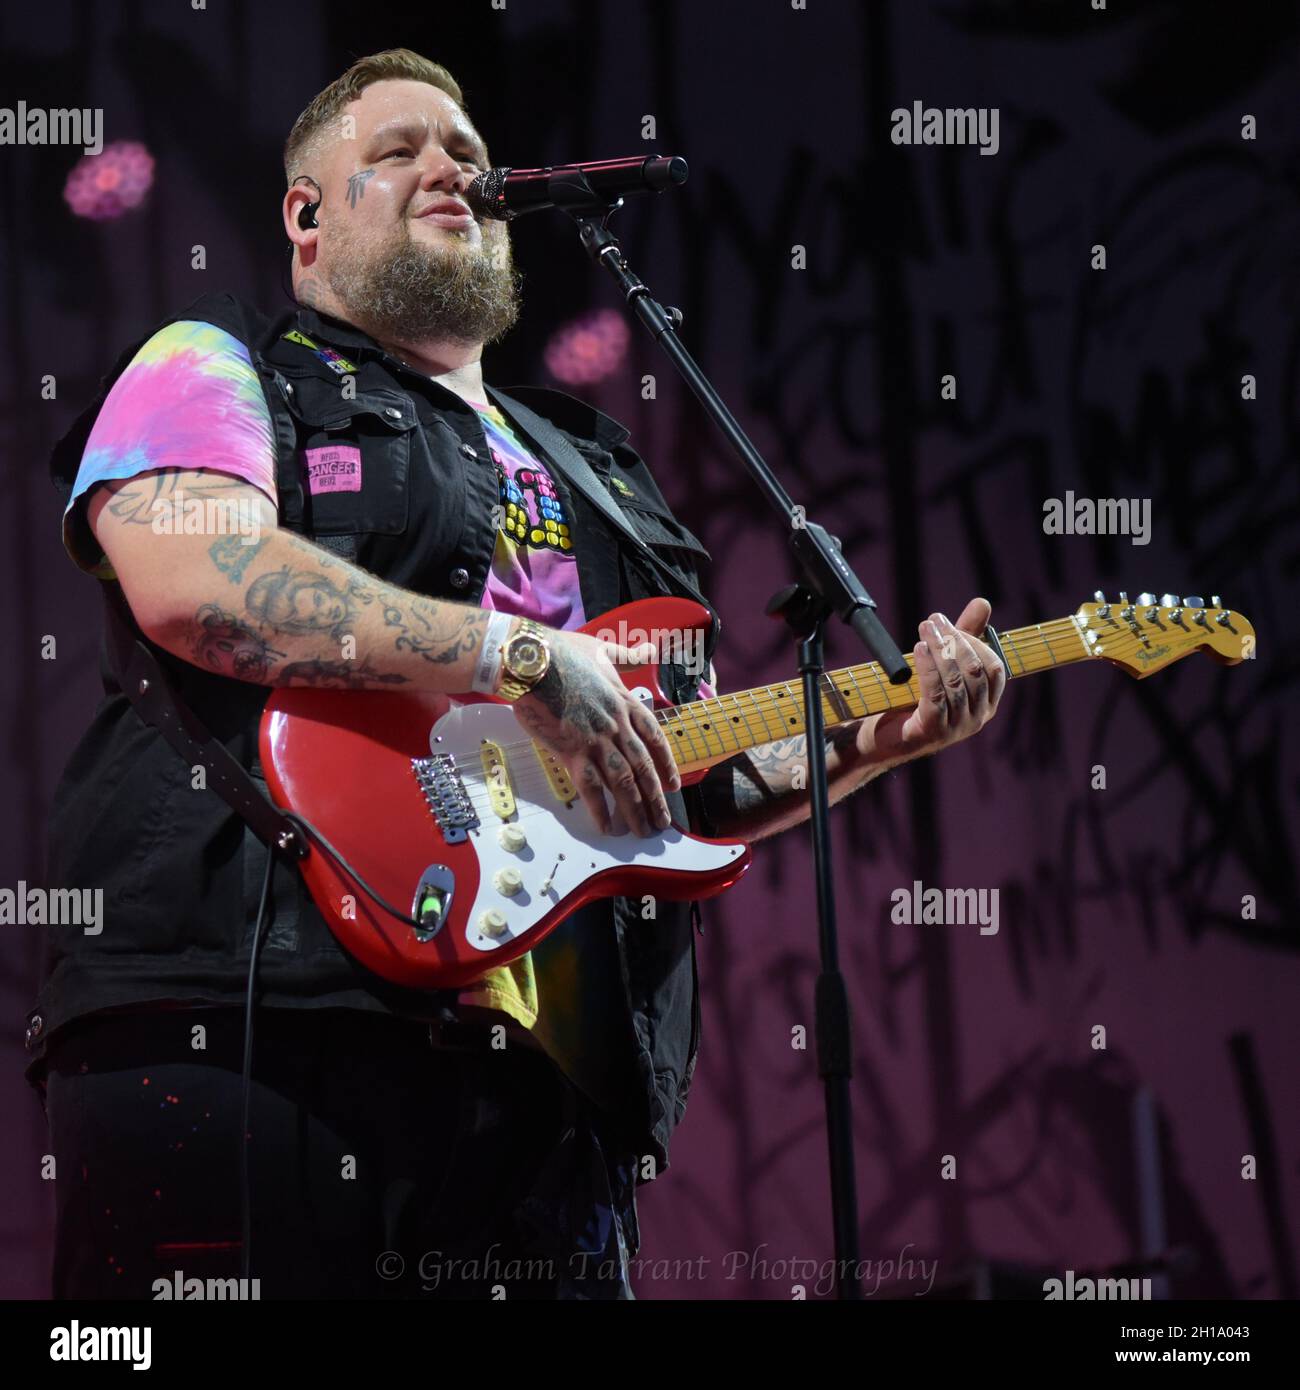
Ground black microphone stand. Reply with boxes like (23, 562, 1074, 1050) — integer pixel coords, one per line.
(553, 180, 912, 1300)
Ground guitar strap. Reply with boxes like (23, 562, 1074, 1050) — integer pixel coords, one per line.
(100, 580, 306, 856)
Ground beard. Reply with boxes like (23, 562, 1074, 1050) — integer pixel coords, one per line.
(324, 217, 522, 348)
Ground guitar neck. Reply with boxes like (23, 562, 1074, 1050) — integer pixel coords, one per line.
(658, 614, 1090, 770)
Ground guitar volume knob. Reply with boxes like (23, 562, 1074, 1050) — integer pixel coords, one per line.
(493, 867, 523, 897)
(498, 825, 527, 852)
(479, 909, 508, 938)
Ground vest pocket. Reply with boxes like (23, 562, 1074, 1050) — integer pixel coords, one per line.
(617, 497, 711, 569)
(280, 377, 416, 537)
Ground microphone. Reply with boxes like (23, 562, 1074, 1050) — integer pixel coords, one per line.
(466, 154, 688, 221)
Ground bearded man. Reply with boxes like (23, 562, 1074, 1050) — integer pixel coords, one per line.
(28, 48, 1004, 1300)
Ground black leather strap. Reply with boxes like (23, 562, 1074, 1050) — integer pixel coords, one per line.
(101, 582, 307, 858)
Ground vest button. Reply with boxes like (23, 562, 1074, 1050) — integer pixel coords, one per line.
(28, 1014, 42, 1039)
(449, 567, 470, 590)
(460, 442, 478, 460)
(384, 407, 402, 420)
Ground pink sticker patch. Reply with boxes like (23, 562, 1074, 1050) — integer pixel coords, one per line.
(304, 445, 362, 494)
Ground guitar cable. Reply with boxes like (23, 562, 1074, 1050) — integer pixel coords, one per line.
(239, 847, 275, 1283)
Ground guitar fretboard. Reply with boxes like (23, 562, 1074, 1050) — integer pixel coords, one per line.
(657, 616, 1090, 769)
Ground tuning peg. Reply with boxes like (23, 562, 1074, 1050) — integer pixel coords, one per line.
(1117, 591, 1128, 603)
(1136, 592, 1156, 606)
(1211, 595, 1222, 608)
(1160, 592, 1179, 608)
(1182, 595, 1204, 608)
(1092, 589, 1111, 619)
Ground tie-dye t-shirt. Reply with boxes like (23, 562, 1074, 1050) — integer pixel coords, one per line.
(62, 319, 714, 1113)
(62, 320, 278, 577)
(472, 400, 586, 629)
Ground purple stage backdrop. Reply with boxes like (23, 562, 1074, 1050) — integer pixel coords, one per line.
(2, 0, 1297, 1300)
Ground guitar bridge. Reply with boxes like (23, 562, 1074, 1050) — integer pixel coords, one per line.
(411, 753, 480, 844)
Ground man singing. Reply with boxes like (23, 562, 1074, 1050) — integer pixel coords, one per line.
(28, 48, 1005, 1299)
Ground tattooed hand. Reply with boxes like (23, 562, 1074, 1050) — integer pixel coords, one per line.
(513, 629, 681, 838)
(860, 597, 1006, 765)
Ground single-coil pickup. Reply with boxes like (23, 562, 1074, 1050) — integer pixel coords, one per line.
(411, 754, 480, 845)
(533, 742, 576, 804)
(479, 739, 516, 820)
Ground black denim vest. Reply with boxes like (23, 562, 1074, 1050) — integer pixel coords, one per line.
(29, 291, 717, 1173)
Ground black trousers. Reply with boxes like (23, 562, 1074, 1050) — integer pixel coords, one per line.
(37, 1006, 639, 1299)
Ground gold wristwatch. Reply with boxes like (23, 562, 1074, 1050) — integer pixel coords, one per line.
(496, 618, 552, 701)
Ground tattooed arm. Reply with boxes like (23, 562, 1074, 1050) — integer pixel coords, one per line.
(697, 725, 892, 843)
(87, 469, 502, 692)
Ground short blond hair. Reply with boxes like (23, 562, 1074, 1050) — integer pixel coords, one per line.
(284, 48, 470, 184)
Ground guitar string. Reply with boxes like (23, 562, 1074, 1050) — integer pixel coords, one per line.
(441, 618, 1130, 819)
(451, 615, 1097, 782)
(440, 616, 1161, 824)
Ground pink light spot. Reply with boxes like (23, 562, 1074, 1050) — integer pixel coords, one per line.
(64, 140, 155, 221)
(544, 309, 629, 385)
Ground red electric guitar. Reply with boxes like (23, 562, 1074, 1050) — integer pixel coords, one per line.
(260, 591, 1255, 989)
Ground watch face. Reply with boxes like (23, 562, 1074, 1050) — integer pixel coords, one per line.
(508, 636, 547, 679)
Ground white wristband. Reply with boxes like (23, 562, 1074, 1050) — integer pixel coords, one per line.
(472, 612, 515, 695)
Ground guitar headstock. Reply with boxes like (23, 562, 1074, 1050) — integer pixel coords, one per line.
(1074, 592, 1256, 678)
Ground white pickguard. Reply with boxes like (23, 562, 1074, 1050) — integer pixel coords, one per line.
(427, 695, 746, 955)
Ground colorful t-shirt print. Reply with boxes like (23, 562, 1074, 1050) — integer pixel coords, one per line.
(472, 401, 587, 629)
(63, 320, 277, 578)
